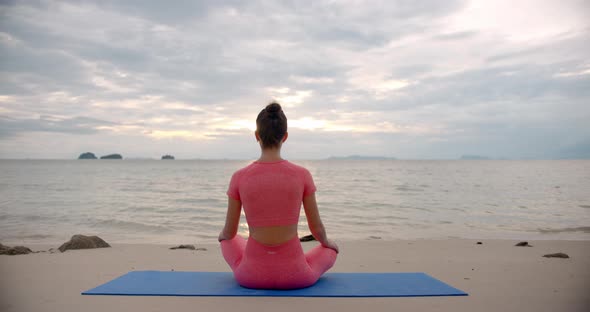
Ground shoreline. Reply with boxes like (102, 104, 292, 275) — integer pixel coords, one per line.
(1, 239, 589, 312)
(3, 234, 590, 249)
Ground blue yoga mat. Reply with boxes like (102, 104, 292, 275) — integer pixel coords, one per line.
(82, 271, 468, 297)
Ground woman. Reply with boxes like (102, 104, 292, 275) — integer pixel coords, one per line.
(218, 102, 338, 289)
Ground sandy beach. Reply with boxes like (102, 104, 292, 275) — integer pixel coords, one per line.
(1, 239, 588, 312)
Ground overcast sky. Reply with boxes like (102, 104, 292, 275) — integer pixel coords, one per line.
(1, 0, 589, 159)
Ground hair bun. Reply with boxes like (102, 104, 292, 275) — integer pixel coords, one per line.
(265, 102, 282, 114)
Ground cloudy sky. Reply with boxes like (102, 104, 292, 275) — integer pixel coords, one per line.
(0, 0, 589, 159)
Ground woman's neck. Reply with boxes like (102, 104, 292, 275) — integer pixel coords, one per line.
(257, 148, 283, 162)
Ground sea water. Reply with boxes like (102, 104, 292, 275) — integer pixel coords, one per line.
(0, 159, 589, 244)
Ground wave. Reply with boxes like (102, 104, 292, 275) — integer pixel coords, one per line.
(23, 215, 43, 221)
(395, 186, 424, 192)
(118, 206, 157, 213)
(538, 226, 590, 234)
(174, 198, 223, 205)
(1, 233, 53, 240)
(91, 218, 172, 233)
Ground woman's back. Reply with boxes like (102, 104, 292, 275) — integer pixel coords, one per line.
(228, 160, 315, 245)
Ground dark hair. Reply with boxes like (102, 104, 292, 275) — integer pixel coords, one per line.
(256, 102, 287, 149)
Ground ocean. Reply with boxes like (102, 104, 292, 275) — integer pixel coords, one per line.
(1, 159, 589, 245)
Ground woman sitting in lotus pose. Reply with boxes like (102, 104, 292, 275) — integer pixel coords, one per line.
(219, 102, 338, 289)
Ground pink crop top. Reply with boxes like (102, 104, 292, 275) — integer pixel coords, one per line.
(227, 160, 316, 227)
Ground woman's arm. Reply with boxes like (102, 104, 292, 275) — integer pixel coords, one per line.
(218, 197, 242, 242)
(303, 193, 339, 253)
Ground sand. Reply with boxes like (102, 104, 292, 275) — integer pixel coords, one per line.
(1, 239, 589, 312)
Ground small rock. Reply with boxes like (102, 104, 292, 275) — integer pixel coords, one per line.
(543, 252, 569, 259)
(476, 242, 482, 245)
(170, 244, 196, 250)
(299, 235, 316, 242)
(464, 277, 470, 280)
(0, 243, 33, 255)
(58, 234, 111, 252)
(369, 236, 382, 240)
(515, 241, 533, 247)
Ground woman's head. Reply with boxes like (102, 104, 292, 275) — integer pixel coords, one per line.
(256, 102, 287, 149)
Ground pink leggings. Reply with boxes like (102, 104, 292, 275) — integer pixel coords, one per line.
(220, 235, 337, 289)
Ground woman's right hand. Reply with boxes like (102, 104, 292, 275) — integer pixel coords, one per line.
(322, 239, 339, 253)
(218, 231, 227, 242)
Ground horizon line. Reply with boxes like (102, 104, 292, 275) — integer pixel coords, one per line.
(0, 157, 588, 161)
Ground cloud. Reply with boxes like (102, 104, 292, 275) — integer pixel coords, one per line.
(433, 30, 478, 41)
(0, 0, 589, 159)
(0, 115, 118, 137)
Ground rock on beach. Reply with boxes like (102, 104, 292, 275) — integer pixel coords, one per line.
(170, 244, 196, 250)
(543, 252, 570, 259)
(58, 235, 111, 252)
(0, 243, 33, 255)
(299, 234, 316, 242)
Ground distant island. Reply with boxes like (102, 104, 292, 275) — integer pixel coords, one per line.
(77, 153, 175, 160)
(100, 154, 123, 159)
(78, 152, 97, 159)
(460, 155, 490, 160)
(327, 155, 396, 160)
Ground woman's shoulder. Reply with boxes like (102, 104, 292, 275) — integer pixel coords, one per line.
(231, 162, 257, 177)
(283, 160, 312, 174)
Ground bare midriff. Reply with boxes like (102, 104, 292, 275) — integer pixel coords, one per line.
(249, 224, 298, 246)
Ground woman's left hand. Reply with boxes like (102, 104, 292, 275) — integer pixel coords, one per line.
(322, 239, 339, 253)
